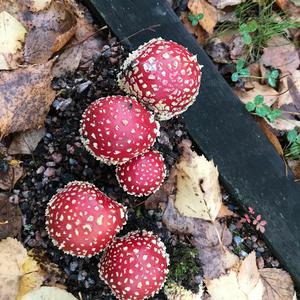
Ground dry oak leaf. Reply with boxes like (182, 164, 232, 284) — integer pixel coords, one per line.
(206, 252, 265, 300)
(207, 0, 245, 9)
(21, 286, 77, 300)
(175, 145, 222, 221)
(0, 237, 27, 300)
(8, 128, 46, 155)
(23, 1, 77, 64)
(0, 60, 55, 138)
(0, 11, 27, 70)
(234, 81, 279, 107)
(188, 0, 218, 34)
(260, 37, 300, 75)
(0, 193, 22, 240)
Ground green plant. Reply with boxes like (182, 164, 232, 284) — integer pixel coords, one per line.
(246, 95, 282, 122)
(285, 129, 300, 159)
(265, 69, 280, 88)
(231, 59, 250, 82)
(188, 13, 204, 26)
(216, 0, 300, 61)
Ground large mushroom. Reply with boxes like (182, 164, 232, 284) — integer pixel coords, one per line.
(118, 38, 202, 120)
(80, 95, 160, 165)
(45, 181, 127, 257)
(116, 150, 166, 196)
(99, 230, 169, 300)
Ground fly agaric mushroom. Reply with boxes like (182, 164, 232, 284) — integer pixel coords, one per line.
(80, 95, 160, 165)
(99, 230, 169, 300)
(45, 181, 127, 257)
(116, 150, 166, 196)
(118, 38, 202, 120)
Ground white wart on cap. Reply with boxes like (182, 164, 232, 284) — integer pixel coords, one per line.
(80, 95, 160, 165)
(99, 230, 169, 300)
(45, 181, 127, 257)
(118, 38, 202, 120)
(116, 150, 166, 196)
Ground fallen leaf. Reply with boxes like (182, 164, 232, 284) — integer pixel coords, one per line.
(52, 44, 83, 77)
(163, 197, 237, 279)
(0, 162, 24, 191)
(217, 203, 238, 218)
(0, 11, 27, 70)
(0, 238, 27, 300)
(206, 38, 231, 64)
(21, 287, 77, 300)
(267, 117, 300, 132)
(257, 118, 284, 157)
(17, 253, 45, 300)
(0, 193, 22, 240)
(164, 282, 204, 300)
(287, 159, 300, 179)
(23, 1, 77, 64)
(188, 0, 218, 34)
(276, 0, 300, 19)
(234, 81, 279, 107)
(260, 268, 294, 300)
(260, 36, 300, 75)
(175, 144, 222, 222)
(207, 0, 245, 9)
(0, 60, 55, 138)
(27, 0, 52, 12)
(8, 128, 46, 155)
(180, 12, 208, 45)
(206, 252, 265, 300)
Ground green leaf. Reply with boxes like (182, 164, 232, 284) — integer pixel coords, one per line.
(254, 95, 264, 105)
(246, 20, 258, 32)
(240, 68, 250, 76)
(196, 13, 204, 21)
(270, 69, 280, 79)
(192, 19, 198, 26)
(243, 33, 252, 45)
(256, 105, 270, 117)
(231, 72, 239, 82)
(267, 109, 282, 122)
(239, 23, 248, 33)
(287, 130, 298, 142)
(188, 13, 204, 26)
(268, 77, 277, 87)
(246, 101, 256, 112)
(236, 59, 245, 71)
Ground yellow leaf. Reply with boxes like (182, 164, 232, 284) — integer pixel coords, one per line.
(0, 11, 26, 70)
(21, 286, 78, 300)
(175, 147, 222, 221)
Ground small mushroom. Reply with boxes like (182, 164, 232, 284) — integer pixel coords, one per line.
(80, 95, 160, 165)
(118, 38, 202, 120)
(45, 181, 127, 257)
(99, 230, 169, 300)
(116, 150, 166, 196)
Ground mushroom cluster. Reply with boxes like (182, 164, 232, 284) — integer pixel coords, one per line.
(118, 38, 202, 120)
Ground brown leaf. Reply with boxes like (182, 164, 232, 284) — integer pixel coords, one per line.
(207, 0, 244, 9)
(0, 60, 55, 138)
(23, 1, 77, 64)
(163, 197, 237, 279)
(260, 268, 295, 300)
(217, 203, 238, 218)
(180, 12, 208, 45)
(260, 36, 300, 75)
(257, 118, 284, 156)
(235, 81, 279, 106)
(0, 193, 22, 240)
(188, 0, 218, 34)
(276, 0, 300, 18)
(287, 159, 300, 180)
(52, 44, 83, 77)
(0, 162, 23, 191)
(8, 128, 45, 155)
(26, 0, 52, 12)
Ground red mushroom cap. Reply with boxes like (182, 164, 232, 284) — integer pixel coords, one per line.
(118, 38, 202, 120)
(80, 95, 160, 165)
(99, 230, 169, 300)
(116, 150, 166, 197)
(45, 181, 127, 257)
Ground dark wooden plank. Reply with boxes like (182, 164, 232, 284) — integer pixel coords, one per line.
(83, 0, 300, 288)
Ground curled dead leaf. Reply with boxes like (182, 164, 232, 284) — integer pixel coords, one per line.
(0, 162, 24, 191)
(0, 60, 55, 138)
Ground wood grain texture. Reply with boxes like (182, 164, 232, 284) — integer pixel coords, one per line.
(83, 0, 300, 288)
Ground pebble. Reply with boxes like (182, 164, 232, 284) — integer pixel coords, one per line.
(51, 153, 63, 164)
(46, 161, 56, 167)
(234, 236, 243, 245)
(78, 271, 88, 281)
(76, 81, 92, 93)
(9, 194, 19, 204)
(70, 261, 79, 272)
(229, 223, 236, 231)
(257, 247, 265, 253)
(52, 98, 73, 111)
(44, 167, 56, 177)
(240, 250, 248, 257)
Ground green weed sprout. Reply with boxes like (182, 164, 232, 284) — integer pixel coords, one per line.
(188, 13, 204, 26)
(285, 130, 300, 159)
